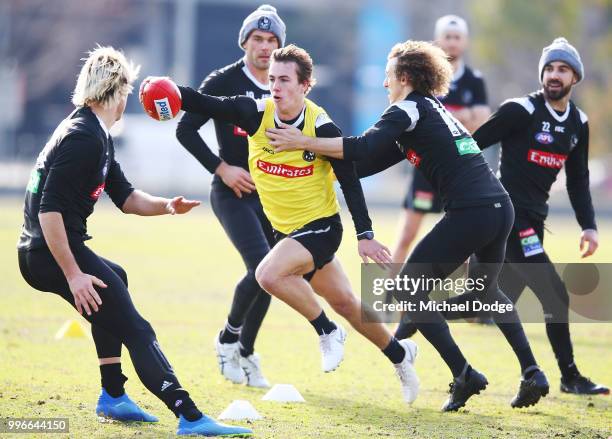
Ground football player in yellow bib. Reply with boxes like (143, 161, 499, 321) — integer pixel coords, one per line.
(159, 44, 420, 404)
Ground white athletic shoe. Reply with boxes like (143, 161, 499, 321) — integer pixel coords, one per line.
(319, 323, 347, 373)
(214, 334, 245, 384)
(394, 339, 420, 404)
(240, 353, 271, 388)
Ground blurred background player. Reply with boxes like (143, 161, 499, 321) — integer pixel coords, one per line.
(392, 15, 494, 266)
(17, 46, 252, 437)
(176, 4, 286, 388)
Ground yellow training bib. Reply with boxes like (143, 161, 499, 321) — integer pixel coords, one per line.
(248, 98, 339, 234)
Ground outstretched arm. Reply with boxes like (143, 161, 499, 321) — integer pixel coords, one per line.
(267, 104, 412, 162)
(177, 85, 259, 132)
(121, 190, 200, 216)
(267, 122, 345, 157)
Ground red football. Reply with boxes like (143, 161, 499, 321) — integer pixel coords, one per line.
(139, 76, 182, 121)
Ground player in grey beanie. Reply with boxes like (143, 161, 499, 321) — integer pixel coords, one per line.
(538, 37, 584, 84)
(239, 4, 286, 50)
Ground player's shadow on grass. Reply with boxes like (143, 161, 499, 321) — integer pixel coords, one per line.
(304, 393, 610, 438)
(304, 393, 500, 425)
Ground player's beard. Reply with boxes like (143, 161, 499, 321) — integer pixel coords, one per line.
(543, 81, 572, 101)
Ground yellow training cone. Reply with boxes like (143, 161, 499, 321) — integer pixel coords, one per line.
(55, 319, 89, 339)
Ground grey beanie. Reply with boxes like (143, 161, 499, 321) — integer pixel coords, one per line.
(238, 5, 286, 50)
(538, 37, 584, 83)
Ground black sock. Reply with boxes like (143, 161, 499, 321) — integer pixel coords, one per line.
(166, 389, 202, 421)
(522, 365, 540, 379)
(219, 319, 242, 344)
(560, 362, 579, 380)
(309, 310, 337, 335)
(100, 363, 127, 398)
(382, 338, 406, 364)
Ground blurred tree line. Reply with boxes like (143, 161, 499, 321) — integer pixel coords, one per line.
(467, 0, 611, 155)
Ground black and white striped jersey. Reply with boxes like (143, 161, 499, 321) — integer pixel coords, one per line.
(473, 90, 594, 230)
(347, 91, 508, 210)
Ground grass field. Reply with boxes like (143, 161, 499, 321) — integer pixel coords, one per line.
(0, 197, 610, 438)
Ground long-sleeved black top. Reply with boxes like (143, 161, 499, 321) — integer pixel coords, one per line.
(473, 90, 595, 230)
(18, 107, 134, 251)
(349, 91, 509, 209)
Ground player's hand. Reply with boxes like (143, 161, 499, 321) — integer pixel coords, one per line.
(580, 229, 598, 258)
(215, 162, 256, 198)
(166, 196, 201, 214)
(67, 272, 106, 316)
(358, 239, 393, 268)
(266, 122, 309, 152)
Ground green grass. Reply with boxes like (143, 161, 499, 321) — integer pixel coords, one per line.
(0, 198, 610, 438)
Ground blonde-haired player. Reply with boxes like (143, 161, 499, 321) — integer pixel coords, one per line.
(17, 46, 252, 437)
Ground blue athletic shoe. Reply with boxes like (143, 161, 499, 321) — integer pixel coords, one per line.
(176, 414, 253, 437)
(96, 388, 158, 422)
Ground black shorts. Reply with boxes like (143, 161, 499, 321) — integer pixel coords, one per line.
(402, 169, 443, 213)
(274, 214, 343, 272)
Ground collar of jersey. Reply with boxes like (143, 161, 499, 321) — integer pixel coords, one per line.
(241, 60, 269, 91)
(274, 105, 306, 128)
(544, 98, 570, 123)
(452, 61, 466, 82)
(93, 112, 110, 138)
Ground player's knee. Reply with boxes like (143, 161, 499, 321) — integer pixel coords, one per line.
(113, 265, 128, 287)
(238, 270, 259, 291)
(255, 263, 279, 294)
(121, 312, 156, 342)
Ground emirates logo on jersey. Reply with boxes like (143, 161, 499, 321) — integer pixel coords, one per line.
(527, 149, 567, 169)
(90, 183, 105, 200)
(233, 125, 248, 137)
(406, 149, 422, 167)
(519, 228, 536, 238)
(257, 159, 314, 178)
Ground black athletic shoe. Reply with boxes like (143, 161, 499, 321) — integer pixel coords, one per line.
(442, 368, 488, 412)
(395, 320, 418, 339)
(560, 375, 610, 395)
(511, 368, 549, 408)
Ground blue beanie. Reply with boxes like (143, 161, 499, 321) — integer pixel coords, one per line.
(539, 37, 584, 83)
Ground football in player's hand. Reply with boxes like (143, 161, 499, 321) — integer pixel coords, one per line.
(139, 76, 182, 121)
